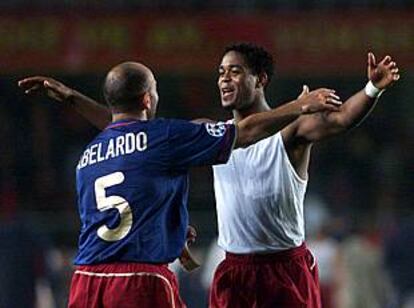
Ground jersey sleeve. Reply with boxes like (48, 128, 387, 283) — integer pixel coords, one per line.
(168, 119, 236, 169)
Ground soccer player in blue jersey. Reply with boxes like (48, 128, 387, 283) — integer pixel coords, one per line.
(19, 62, 340, 307)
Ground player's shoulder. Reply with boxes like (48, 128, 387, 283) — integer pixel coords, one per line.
(163, 118, 199, 131)
(157, 118, 236, 139)
(109, 118, 171, 132)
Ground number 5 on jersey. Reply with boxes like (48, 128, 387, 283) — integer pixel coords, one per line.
(94, 172, 133, 241)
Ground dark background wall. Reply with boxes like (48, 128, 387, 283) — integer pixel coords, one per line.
(0, 2, 413, 307)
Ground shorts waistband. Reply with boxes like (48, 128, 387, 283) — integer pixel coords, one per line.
(74, 262, 169, 274)
(225, 243, 308, 263)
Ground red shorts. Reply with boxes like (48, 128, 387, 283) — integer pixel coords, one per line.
(68, 262, 186, 308)
(209, 243, 321, 308)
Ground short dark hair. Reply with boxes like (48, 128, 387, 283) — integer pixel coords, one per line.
(223, 42, 274, 86)
(103, 62, 149, 112)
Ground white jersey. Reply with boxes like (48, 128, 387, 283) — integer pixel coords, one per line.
(213, 131, 308, 253)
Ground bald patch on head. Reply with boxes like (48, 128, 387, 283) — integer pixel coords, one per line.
(103, 61, 154, 111)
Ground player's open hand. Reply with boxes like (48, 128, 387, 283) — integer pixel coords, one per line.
(186, 225, 197, 246)
(18, 76, 74, 104)
(368, 53, 400, 90)
(178, 225, 200, 272)
(298, 86, 342, 114)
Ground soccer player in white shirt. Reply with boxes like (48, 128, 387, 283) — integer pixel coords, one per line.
(209, 43, 399, 308)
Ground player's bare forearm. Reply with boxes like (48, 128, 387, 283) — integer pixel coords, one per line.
(70, 90, 111, 130)
(294, 52, 400, 143)
(337, 52, 400, 132)
(236, 100, 301, 148)
(332, 89, 378, 129)
(19, 76, 111, 130)
(293, 91, 379, 143)
(235, 88, 341, 148)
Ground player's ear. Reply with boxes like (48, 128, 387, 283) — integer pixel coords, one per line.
(141, 92, 151, 110)
(256, 72, 268, 89)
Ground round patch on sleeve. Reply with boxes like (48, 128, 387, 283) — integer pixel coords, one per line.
(205, 122, 227, 137)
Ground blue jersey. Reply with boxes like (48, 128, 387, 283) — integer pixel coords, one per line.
(74, 118, 235, 265)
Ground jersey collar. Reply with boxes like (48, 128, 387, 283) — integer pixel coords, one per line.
(106, 119, 138, 129)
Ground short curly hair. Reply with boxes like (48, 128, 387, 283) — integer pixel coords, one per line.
(222, 42, 274, 87)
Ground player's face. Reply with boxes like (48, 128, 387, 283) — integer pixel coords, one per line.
(218, 51, 257, 111)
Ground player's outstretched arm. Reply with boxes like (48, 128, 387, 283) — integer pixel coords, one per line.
(290, 52, 400, 142)
(235, 88, 342, 148)
(18, 76, 111, 130)
(336, 53, 400, 127)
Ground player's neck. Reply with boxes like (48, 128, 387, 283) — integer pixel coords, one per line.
(233, 98, 271, 122)
(112, 111, 149, 122)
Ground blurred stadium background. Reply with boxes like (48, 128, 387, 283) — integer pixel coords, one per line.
(1, 1, 413, 307)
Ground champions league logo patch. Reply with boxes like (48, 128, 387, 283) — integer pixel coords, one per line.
(205, 122, 227, 137)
